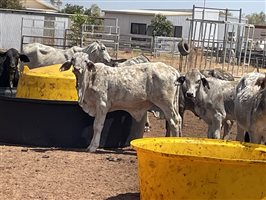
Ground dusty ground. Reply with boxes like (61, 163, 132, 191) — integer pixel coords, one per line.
(0, 111, 238, 200)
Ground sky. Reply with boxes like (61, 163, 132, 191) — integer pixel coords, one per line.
(58, 0, 266, 15)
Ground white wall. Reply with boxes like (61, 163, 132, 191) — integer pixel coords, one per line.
(0, 11, 69, 50)
(166, 15, 191, 39)
(104, 13, 153, 36)
(104, 12, 193, 40)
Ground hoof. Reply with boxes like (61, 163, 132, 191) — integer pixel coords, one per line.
(144, 125, 151, 132)
(86, 145, 98, 152)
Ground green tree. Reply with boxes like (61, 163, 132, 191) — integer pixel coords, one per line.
(85, 4, 102, 25)
(60, 3, 84, 14)
(0, 0, 23, 9)
(246, 12, 266, 25)
(150, 14, 174, 37)
(64, 4, 103, 46)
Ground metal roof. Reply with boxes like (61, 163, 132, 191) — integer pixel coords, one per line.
(21, 0, 58, 11)
(103, 9, 192, 16)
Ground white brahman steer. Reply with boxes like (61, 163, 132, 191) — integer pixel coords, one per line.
(22, 41, 111, 69)
(178, 68, 237, 139)
(109, 54, 150, 67)
(234, 71, 266, 144)
(179, 68, 235, 123)
(60, 52, 182, 152)
(116, 55, 152, 132)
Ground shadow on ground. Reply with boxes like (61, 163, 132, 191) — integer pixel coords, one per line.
(106, 193, 140, 200)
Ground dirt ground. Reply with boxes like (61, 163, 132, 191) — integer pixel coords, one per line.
(0, 111, 238, 200)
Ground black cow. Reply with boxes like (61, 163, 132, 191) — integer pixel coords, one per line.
(0, 48, 30, 89)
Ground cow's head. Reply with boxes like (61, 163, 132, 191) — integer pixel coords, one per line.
(255, 74, 266, 90)
(0, 48, 30, 88)
(60, 52, 95, 101)
(83, 41, 111, 64)
(177, 69, 210, 99)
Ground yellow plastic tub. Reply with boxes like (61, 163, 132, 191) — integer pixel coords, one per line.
(131, 137, 266, 199)
(16, 65, 77, 101)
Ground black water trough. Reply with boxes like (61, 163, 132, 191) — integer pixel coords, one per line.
(0, 89, 145, 148)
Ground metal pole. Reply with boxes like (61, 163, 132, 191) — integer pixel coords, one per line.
(209, 23, 217, 68)
(204, 23, 212, 69)
(20, 18, 24, 52)
(222, 9, 228, 71)
(185, 5, 196, 72)
(236, 24, 245, 76)
(194, 8, 205, 69)
(227, 24, 235, 72)
(247, 25, 255, 69)
(236, 8, 242, 65)
(80, 25, 83, 47)
(200, 22, 208, 69)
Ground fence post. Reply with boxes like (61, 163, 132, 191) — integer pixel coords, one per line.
(80, 25, 84, 47)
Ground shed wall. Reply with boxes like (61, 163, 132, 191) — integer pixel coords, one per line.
(0, 11, 69, 50)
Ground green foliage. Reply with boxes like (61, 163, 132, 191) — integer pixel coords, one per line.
(219, 11, 233, 17)
(60, 3, 84, 14)
(64, 4, 103, 46)
(246, 12, 266, 25)
(150, 14, 174, 37)
(0, 0, 23, 9)
(60, 3, 101, 17)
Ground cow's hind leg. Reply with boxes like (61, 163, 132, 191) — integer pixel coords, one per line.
(87, 106, 108, 152)
(158, 105, 182, 137)
(144, 112, 151, 132)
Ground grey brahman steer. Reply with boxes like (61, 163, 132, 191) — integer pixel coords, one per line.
(234, 71, 266, 144)
(178, 68, 238, 139)
(22, 41, 111, 69)
(60, 52, 182, 152)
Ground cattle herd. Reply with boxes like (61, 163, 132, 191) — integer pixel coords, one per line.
(0, 41, 265, 152)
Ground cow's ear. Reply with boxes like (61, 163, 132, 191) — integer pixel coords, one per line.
(19, 54, 30, 62)
(176, 76, 186, 84)
(60, 61, 72, 72)
(201, 78, 210, 89)
(255, 77, 266, 89)
(91, 45, 97, 53)
(86, 61, 95, 71)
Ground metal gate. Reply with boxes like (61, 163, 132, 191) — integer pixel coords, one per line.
(21, 17, 120, 58)
(20, 17, 69, 51)
(180, 6, 255, 76)
(81, 23, 120, 58)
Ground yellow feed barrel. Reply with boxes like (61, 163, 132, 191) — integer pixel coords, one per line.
(16, 65, 77, 101)
(131, 137, 266, 199)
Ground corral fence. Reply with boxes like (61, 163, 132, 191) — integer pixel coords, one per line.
(153, 36, 182, 56)
(119, 34, 154, 53)
(180, 6, 255, 76)
(80, 23, 120, 58)
(20, 17, 120, 58)
(252, 25, 266, 69)
(20, 17, 71, 51)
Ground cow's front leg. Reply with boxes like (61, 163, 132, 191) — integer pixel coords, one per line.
(210, 113, 224, 139)
(87, 107, 107, 152)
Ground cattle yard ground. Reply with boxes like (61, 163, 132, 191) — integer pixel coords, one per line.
(0, 50, 258, 200)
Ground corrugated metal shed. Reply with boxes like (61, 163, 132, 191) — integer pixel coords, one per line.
(104, 9, 192, 38)
(0, 9, 70, 50)
(104, 9, 192, 16)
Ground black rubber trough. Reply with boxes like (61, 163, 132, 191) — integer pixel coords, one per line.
(0, 88, 145, 148)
